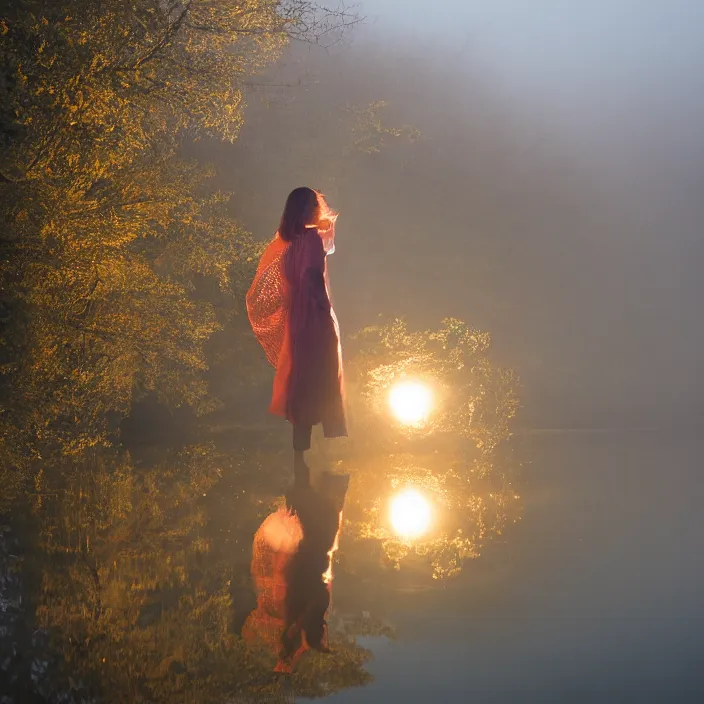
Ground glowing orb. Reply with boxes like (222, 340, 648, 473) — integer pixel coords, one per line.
(389, 380, 433, 426)
(390, 488, 432, 539)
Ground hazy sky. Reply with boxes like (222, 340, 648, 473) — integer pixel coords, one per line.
(363, 0, 702, 93)
(351, 0, 704, 425)
(362, 0, 704, 194)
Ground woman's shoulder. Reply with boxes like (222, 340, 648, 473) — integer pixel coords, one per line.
(300, 226, 321, 241)
(300, 228, 324, 251)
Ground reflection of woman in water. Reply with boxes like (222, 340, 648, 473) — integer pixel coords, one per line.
(247, 187, 347, 487)
(242, 470, 348, 668)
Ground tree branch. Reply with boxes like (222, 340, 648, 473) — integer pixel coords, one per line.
(132, 2, 192, 70)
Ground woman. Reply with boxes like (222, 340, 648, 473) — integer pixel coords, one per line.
(246, 187, 347, 487)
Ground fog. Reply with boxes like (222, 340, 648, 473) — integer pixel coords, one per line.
(363, 0, 704, 429)
(2, 5, 702, 700)
(193, 0, 704, 429)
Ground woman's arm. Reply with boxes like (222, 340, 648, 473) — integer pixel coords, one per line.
(305, 267, 330, 312)
(302, 230, 331, 312)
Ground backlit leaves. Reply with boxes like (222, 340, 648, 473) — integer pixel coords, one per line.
(0, 1, 358, 468)
(331, 317, 522, 579)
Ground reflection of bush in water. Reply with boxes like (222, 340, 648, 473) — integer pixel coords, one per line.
(30, 444, 375, 702)
(343, 449, 522, 579)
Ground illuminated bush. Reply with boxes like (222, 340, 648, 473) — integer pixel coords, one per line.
(329, 317, 522, 579)
(346, 317, 519, 450)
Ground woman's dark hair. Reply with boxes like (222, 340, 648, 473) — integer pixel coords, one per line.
(279, 187, 320, 242)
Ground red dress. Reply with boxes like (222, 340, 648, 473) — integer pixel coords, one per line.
(246, 228, 347, 437)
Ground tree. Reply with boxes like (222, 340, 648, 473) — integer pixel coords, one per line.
(0, 5, 379, 698)
(347, 317, 519, 451)
(0, 1, 359, 485)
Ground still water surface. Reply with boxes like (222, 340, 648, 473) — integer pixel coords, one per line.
(322, 429, 704, 703)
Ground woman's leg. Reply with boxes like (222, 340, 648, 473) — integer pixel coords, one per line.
(302, 580, 331, 652)
(292, 424, 313, 487)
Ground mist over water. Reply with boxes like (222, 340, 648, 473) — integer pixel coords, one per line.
(194, 0, 704, 429)
(4, 3, 704, 702)
(1, 3, 702, 702)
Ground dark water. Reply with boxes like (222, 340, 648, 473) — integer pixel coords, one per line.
(2, 429, 702, 702)
(323, 429, 704, 703)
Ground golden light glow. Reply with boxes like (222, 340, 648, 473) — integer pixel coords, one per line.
(388, 380, 433, 426)
(322, 511, 342, 584)
(390, 488, 432, 539)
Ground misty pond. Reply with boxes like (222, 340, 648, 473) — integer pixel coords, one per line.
(4, 2, 704, 703)
(2, 426, 703, 702)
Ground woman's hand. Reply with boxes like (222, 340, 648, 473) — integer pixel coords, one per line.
(318, 214, 337, 255)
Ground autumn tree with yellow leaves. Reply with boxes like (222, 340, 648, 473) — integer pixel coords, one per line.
(0, 5, 523, 700)
(0, 4, 381, 702)
(0, 0, 358, 478)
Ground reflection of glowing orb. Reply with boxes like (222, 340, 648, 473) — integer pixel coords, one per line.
(390, 488, 432, 539)
(389, 381, 432, 426)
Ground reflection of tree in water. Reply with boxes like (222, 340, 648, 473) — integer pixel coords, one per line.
(23, 317, 520, 701)
(31, 444, 377, 702)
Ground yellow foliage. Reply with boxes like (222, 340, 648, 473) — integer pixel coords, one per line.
(329, 317, 523, 578)
(0, 1, 346, 463)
